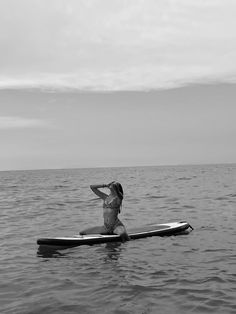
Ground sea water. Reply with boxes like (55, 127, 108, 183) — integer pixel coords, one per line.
(0, 164, 235, 314)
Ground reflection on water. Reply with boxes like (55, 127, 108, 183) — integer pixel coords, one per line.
(37, 245, 70, 258)
(103, 242, 123, 261)
(37, 241, 123, 260)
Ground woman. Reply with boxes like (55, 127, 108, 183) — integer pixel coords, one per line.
(80, 181, 129, 241)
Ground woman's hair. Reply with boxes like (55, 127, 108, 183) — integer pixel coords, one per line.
(110, 181, 124, 201)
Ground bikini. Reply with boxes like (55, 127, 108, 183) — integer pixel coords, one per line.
(103, 197, 123, 234)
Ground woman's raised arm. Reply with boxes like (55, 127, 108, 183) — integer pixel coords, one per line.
(90, 184, 108, 200)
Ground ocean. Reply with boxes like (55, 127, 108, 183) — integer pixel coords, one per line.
(1, 164, 235, 314)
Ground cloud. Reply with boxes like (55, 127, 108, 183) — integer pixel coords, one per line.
(0, 0, 236, 90)
(0, 116, 47, 129)
(1, 65, 235, 92)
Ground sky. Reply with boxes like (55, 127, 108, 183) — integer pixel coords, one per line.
(0, 0, 236, 170)
(1, 0, 236, 90)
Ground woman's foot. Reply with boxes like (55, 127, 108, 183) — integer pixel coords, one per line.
(120, 232, 130, 242)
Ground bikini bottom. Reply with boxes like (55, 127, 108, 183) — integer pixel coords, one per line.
(103, 219, 124, 234)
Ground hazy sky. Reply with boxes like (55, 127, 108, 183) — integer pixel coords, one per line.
(0, 0, 236, 170)
(0, 0, 236, 90)
(0, 84, 235, 171)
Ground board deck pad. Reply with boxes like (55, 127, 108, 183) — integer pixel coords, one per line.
(37, 221, 192, 248)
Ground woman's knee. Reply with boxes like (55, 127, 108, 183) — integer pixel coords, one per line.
(114, 225, 124, 235)
(114, 226, 130, 241)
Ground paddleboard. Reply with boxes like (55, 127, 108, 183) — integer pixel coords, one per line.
(37, 221, 192, 248)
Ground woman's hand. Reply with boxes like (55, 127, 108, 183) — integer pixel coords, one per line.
(107, 181, 115, 189)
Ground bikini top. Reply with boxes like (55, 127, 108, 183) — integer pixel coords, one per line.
(103, 196, 121, 209)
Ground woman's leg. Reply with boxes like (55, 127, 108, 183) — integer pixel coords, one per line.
(80, 225, 108, 235)
(113, 223, 130, 241)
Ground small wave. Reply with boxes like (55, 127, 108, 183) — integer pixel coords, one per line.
(145, 195, 167, 199)
(128, 284, 158, 292)
(32, 196, 45, 201)
(215, 196, 229, 200)
(177, 177, 192, 181)
(167, 197, 179, 202)
(199, 225, 217, 231)
(127, 197, 139, 204)
(53, 185, 68, 189)
(67, 199, 85, 204)
(227, 193, 236, 198)
(203, 248, 231, 253)
(201, 276, 226, 284)
(45, 204, 65, 210)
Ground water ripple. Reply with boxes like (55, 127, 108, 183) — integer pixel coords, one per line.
(1, 165, 236, 314)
